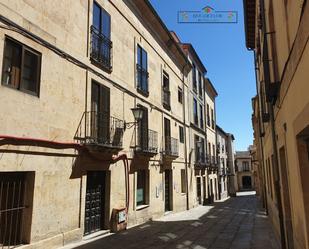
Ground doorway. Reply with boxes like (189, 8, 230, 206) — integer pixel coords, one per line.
(196, 177, 202, 204)
(164, 170, 172, 212)
(242, 176, 252, 189)
(84, 171, 106, 235)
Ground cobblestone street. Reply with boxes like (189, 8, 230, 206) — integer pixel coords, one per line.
(67, 194, 279, 249)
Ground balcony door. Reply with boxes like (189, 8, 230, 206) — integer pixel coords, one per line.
(91, 81, 110, 144)
(164, 118, 171, 153)
(138, 106, 148, 151)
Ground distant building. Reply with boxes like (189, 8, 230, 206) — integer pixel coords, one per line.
(226, 133, 237, 196)
(235, 151, 254, 191)
(216, 125, 229, 200)
(205, 78, 219, 203)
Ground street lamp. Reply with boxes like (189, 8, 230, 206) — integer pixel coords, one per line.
(124, 107, 144, 130)
(131, 107, 144, 121)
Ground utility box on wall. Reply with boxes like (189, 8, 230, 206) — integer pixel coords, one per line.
(110, 207, 127, 232)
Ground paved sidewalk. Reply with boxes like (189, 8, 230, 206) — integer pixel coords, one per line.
(64, 195, 280, 249)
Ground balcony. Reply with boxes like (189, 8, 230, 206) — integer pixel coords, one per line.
(194, 153, 207, 169)
(162, 89, 171, 110)
(74, 111, 124, 153)
(90, 25, 112, 72)
(136, 64, 149, 96)
(134, 129, 158, 156)
(164, 136, 179, 158)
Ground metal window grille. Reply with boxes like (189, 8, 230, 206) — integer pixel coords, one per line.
(0, 173, 27, 249)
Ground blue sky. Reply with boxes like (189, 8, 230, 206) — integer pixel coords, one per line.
(150, 0, 256, 151)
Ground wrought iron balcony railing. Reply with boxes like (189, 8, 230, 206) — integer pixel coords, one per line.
(136, 64, 149, 95)
(135, 128, 158, 154)
(195, 152, 206, 165)
(90, 26, 113, 71)
(162, 89, 171, 109)
(74, 111, 124, 148)
(164, 136, 179, 157)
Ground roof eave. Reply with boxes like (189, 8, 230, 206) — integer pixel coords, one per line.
(243, 0, 256, 50)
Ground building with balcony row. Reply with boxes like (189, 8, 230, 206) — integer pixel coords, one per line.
(244, 0, 309, 248)
(0, 1, 236, 248)
(235, 150, 254, 191)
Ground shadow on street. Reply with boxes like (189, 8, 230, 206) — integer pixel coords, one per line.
(71, 195, 279, 249)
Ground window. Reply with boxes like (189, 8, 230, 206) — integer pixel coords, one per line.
(206, 104, 210, 127)
(0, 172, 34, 247)
(136, 170, 148, 206)
(181, 169, 186, 193)
(137, 106, 149, 151)
(179, 126, 184, 143)
(242, 161, 250, 171)
(198, 71, 203, 98)
(199, 104, 204, 129)
(193, 98, 198, 125)
(2, 38, 41, 96)
(195, 135, 201, 162)
(136, 45, 148, 95)
(162, 71, 170, 109)
(178, 87, 183, 104)
(211, 109, 215, 129)
(208, 142, 211, 156)
(91, 2, 112, 71)
(192, 63, 197, 92)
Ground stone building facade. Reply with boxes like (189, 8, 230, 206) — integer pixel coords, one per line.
(235, 151, 254, 191)
(0, 0, 191, 248)
(204, 78, 219, 203)
(216, 125, 229, 200)
(244, 0, 309, 248)
(0, 1, 230, 248)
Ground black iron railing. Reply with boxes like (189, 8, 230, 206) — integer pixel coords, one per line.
(74, 111, 124, 148)
(136, 64, 149, 95)
(165, 136, 179, 157)
(90, 25, 112, 71)
(136, 129, 158, 154)
(162, 89, 171, 109)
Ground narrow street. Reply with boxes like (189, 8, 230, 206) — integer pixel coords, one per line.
(68, 194, 279, 249)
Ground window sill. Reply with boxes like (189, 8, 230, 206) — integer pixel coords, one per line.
(136, 204, 149, 211)
(1, 83, 40, 98)
(137, 88, 149, 97)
